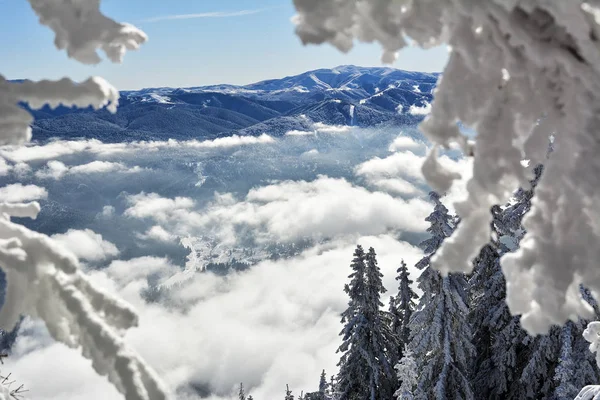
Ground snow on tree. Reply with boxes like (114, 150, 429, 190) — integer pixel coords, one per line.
(394, 348, 418, 400)
(318, 370, 327, 400)
(554, 324, 581, 399)
(336, 245, 395, 400)
(247, 396, 254, 400)
(389, 260, 417, 370)
(575, 314, 600, 400)
(468, 168, 541, 399)
(517, 293, 600, 399)
(327, 375, 337, 400)
(364, 247, 396, 399)
(469, 218, 512, 399)
(285, 384, 295, 400)
(290, 0, 600, 335)
(0, 1, 167, 399)
(409, 192, 474, 399)
(239, 383, 246, 400)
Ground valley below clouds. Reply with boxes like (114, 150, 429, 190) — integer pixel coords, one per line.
(0, 122, 470, 399)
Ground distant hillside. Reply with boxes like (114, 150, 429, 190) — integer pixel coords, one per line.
(24, 65, 439, 142)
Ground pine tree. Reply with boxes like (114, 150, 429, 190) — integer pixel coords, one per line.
(394, 347, 418, 400)
(318, 370, 328, 400)
(364, 247, 396, 398)
(467, 166, 543, 399)
(239, 383, 246, 400)
(337, 245, 369, 399)
(328, 375, 337, 400)
(552, 287, 600, 399)
(468, 205, 517, 399)
(389, 259, 417, 368)
(409, 192, 475, 400)
(285, 384, 294, 400)
(336, 245, 395, 400)
(247, 396, 254, 400)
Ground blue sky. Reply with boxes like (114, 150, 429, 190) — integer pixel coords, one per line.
(0, 0, 449, 89)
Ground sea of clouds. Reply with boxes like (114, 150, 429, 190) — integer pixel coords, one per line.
(0, 121, 471, 399)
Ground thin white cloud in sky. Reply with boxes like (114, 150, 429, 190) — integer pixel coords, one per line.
(143, 9, 263, 23)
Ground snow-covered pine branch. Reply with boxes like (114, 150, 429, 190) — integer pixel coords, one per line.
(0, 1, 166, 399)
(291, 0, 600, 335)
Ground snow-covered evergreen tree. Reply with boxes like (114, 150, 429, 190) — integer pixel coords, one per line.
(389, 260, 417, 369)
(364, 247, 396, 399)
(337, 245, 369, 399)
(554, 324, 579, 399)
(247, 396, 254, 400)
(394, 348, 418, 400)
(285, 384, 295, 400)
(336, 245, 395, 400)
(239, 383, 246, 400)
(552, 287, 600, 399)
(469, 205, 518, 399)
(409, 192, 475, 400)
(327, 375, 337, 400)
(465, 167, 542, 399)
(318, 370, 327, 400)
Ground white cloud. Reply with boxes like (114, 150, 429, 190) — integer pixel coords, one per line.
(124, 192, 195, 222)
(35, 160, 69, 179)
(0, 183, 47, 203)
(143, 9, 263, 23)
(301, 149, 319, 157)
(286, 122, 353, 137)
(185, 134, 275, 149)
(355, 149, 472, 206)
(35, 160, 144, 180)
(408, 101, 432, 115)
(0, 157, 11, 176)
(137, 225, 177, 243)
(0, 134, 276, 163)
(51, 229, 119, 262)
(7, 235, 423, 400)
(313, 122, 351, 134)
(370, 178, 422, 196)
(70, 161, 132, 174)
(388, 135, 426, 153)
(1, 140, 99, 163)
(100, 205, 115, 218)
(355, 151, 425, 183)
(124, 177, 431, 249)
(285, 130, 314, 136)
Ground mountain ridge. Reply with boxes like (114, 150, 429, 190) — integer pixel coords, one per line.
(24, 65, 439, 143)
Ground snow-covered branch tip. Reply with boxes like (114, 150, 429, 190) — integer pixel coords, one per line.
(292, 0, 600, 334)
(0, 76, 119, 145)
(27, 0, 147, 65)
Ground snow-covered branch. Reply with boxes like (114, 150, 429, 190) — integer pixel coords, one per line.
(292, 0, 600, 334)
(0, 76, 119, 145)
(0, 1, 165, 399)
(27, 0, 147, 64)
